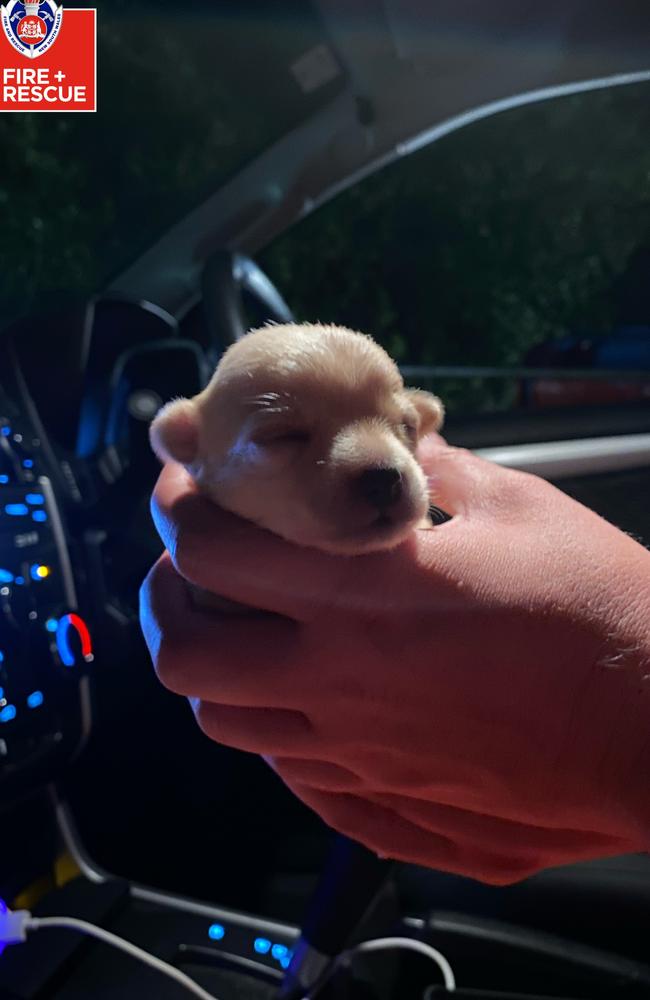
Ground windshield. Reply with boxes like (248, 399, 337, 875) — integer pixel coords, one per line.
(0, 0, 342, 327)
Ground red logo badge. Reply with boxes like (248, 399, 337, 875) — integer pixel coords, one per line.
(0, 3, 96, 112)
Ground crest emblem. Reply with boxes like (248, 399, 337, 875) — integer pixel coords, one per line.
(1, 0, 63, 59)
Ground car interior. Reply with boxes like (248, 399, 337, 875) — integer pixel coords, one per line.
(1, 1, 650, 997)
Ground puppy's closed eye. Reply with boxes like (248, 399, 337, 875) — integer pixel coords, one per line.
(253, 428, 311, 447)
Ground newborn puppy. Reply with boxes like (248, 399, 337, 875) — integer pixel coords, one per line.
(150, 323, 444, 556)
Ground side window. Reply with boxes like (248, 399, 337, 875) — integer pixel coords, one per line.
(259, 82, 650, 419)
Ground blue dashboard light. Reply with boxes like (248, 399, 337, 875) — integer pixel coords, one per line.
(56, 620, 75, 667)
(1, 426, 10, 436)
(208, 924, 225, 941)
(0, 651, 4, 663)
(0, 705, 16, 724)
(27, 691, 44, 710)
(25, 493, 44, 505)
(271, 944, 289, 962)
(45, 618, 59, 633)
(280, 954, 291, 970)
(14, 577, 24, 586)
(0, 474, 8, 484)
(4, 504, 28, 517)
(0, 687, 4, 699)
(0, 569, 13, 584)
(32, 510, 48, 523)
(0, 897, 7, 956)
(254, 938, 272, 955)
(22, 459, 34, 469)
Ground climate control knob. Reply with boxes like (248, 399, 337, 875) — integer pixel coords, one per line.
(48, 613, 94, 668)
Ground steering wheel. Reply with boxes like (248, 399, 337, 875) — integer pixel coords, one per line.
(201, 250, 295, 352)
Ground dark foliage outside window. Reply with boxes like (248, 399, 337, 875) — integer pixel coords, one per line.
(261, 83, 650, 414)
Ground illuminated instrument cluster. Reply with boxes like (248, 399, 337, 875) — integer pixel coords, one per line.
(0, 392, 93, 791)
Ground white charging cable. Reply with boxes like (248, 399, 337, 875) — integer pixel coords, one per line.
(1, 908, 221, 1000)
(302, 934, 456, 997)
(2, 907, 456, 998)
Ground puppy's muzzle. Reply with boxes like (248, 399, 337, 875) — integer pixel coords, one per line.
(356, 467, 403, 511)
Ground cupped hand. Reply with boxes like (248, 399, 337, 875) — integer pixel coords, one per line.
(140, 438, 650, 883)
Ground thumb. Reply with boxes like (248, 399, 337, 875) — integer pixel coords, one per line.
(416, 434, 500, 515)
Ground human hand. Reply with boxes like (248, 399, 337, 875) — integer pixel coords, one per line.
(141, 439, 650, 883)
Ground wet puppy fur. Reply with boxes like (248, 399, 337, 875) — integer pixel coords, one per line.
(150, 323, 444, 555)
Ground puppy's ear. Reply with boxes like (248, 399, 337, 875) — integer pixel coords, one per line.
(404, 389, 445, 436)
(150, 398, 199, 465)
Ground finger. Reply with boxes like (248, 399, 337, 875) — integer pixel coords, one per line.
(273, 779, 530, 884)
(277, 782, 636, 885)
(155, 460, 495, 617)
(140, 553, 307, 707)
(150, 463, 495, 622)
(370, 792, 637, 872)
(192, 701, 315, 756)
(416, 436, 502, 515)
(151, 463, 356, 621)
(267, 757, 365, 793)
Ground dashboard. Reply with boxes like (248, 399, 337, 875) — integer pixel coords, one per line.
(0, 296, 208, 804)
(0, 373, 93, 795)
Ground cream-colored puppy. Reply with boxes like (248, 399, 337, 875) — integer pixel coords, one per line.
(150, 323, 444, 555)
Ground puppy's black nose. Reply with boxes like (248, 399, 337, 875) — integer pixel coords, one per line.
(357, 467, 403, 510)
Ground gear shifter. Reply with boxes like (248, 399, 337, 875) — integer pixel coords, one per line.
(280, 837, 393, 998)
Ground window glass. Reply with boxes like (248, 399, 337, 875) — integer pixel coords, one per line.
(260, 82, 650, 415)
(0, 0, 343, 327)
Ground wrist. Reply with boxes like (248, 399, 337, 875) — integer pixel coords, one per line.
(605, 543, 650, 846)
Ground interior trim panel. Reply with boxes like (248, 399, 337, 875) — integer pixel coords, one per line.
(477, 432, 650, 480)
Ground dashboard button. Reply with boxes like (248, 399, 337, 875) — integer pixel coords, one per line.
(27, 691, 44, 709)
(4, 503, 29, 517)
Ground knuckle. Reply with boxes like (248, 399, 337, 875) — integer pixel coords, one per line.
(446, 445, 472, 463)
(139, 557, 163, 607)
(153, 648, 185, 694)
(423, 443, 469, 470)
(313, 794, 365, 837)
(138, 574, 153, 622)
(428, 444, 486, 486)
(153, 630, 195, 694)
(495, 466, 548, 509)
(141, 551, 175, 604)
(194, 701, 218, 739)
(170, 525, 202, 580)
